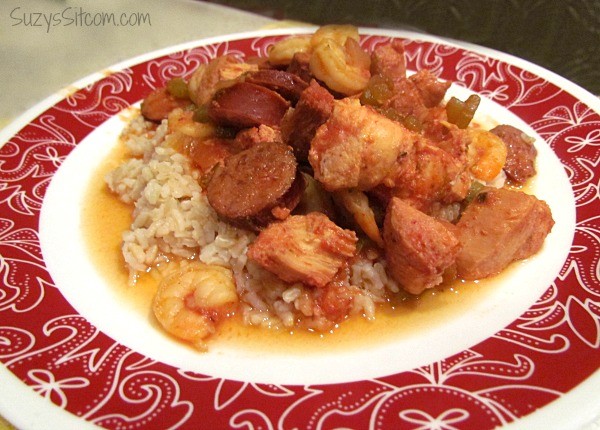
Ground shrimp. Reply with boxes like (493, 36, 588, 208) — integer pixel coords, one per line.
(267, 25, 359, 68)
(167, 108, 216, 139)
(164, 109, 232, 172)
(268, 35, 312, 66)
(310, 24, 360, 47)
(187, 55, 258, 107)
(309, 35, 370, 95)
(465, 129, 508, 182)
(152, 261, 238, 350)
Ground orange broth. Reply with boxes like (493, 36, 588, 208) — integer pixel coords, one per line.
(81, 143, 509, 353)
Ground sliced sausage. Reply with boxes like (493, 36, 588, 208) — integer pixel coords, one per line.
(244, 69, 309, 104)
(208, 82, 290, 129)
(490, 124, 537, 184)
(187, 55, 258, 107)
(280, 80, 334, 161)
(206, 141, 303, 230)
(287, 51, 313, 83)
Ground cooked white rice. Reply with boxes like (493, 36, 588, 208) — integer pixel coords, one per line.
(105, 115, 399, 330)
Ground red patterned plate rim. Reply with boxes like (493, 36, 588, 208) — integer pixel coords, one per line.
(0, 28, 599, 429)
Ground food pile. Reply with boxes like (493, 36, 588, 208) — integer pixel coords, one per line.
(105, 25, 554, 350)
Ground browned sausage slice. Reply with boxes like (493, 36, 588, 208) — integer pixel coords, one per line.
(208, 82, 290, 128)
(206, 141, 303, 230)
(281, 80, 334, 161)
(287, 51, 313, 83)
(244, 69, 309, 104)
(490, 124, 537, 184)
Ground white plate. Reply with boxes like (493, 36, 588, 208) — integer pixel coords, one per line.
(1, 28, 599, 429)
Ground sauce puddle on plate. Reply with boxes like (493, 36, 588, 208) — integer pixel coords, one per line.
(81, 143, 505, 354)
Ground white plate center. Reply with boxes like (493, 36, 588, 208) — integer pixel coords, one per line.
(39, 90, 575, 385)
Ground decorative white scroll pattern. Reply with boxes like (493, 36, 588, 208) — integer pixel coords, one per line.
(55, 71, 134, 129)
(141, 42, 247, 91)
(0, 218, 48, 313)
(0, 33, 598, 429)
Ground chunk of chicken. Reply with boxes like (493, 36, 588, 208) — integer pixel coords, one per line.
(378, 70, 449, 125)
(383, 197, 460, 295)
(247, 212, 358, 288)
(409, 69, 451, 108)
(234, 124, 282, 151)
(455, 188, 554, 279)
(370, 39, 407, 86)
(386, 78, 430, 122)
(382, 137, 471, 210)
(309, 98, 416, 191)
